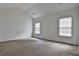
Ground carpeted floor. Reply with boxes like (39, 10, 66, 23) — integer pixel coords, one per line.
(0, 38, 77, 56)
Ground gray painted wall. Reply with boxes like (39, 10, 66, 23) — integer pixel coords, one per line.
(0, 8, 32, 41)
(33, 8, 78, 45)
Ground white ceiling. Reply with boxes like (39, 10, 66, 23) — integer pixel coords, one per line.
(0, 3, 35, 9)
(0, 3, 19, 8)
(30, 3, 79, 18)
(0, 3, 79, 18)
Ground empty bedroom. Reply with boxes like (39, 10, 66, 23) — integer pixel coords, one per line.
(0, 3, 79, 56)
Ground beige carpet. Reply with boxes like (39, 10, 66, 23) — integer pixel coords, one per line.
(0, 38, 77, 56)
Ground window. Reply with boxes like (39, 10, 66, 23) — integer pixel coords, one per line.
(59, 17, 72, 37)
(34, 23, 40, 34)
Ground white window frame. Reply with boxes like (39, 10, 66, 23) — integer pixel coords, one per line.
(34, 23, 40, 34)
(59, 17, 72, 37)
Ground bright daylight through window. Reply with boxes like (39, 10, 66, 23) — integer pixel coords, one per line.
(35, 23, 40, 34)
(59, 17, 72, 37)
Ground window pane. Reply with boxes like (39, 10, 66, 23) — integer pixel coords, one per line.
(59, 17, 72, 27)
(59, 27, 71, 36)
(59, 17, 72, 37)
(34, 23, 40, 34)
